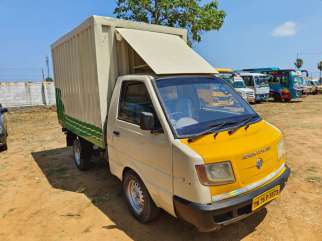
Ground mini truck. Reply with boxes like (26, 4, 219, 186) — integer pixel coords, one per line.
(52, 16, 290, 232)
(238, 72, 270, 102)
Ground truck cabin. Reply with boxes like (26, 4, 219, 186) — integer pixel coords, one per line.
(214, 68, 235, 85)
(237, 73, 270, 102)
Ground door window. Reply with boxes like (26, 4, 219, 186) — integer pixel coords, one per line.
(242, 76, 253, 86)
(118, 81, 155, 125)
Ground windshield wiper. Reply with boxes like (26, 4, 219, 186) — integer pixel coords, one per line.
(188, 120, 238, 143)
(228, 115, 259, 135)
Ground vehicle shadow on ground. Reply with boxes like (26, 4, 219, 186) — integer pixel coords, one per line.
(32, 147, 267, 241)
(267, 100, 304, 104)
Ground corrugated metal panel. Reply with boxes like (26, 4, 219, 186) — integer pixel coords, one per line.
(51, 16, 192, 135)
(52, 23, 102, 129)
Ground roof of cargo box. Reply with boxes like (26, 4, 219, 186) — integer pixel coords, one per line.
(116, 28, 215, 75)
(51, 16, 188, 49)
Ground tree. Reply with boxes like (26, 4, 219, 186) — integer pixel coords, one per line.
(294, 58, 303, 69)
(318, 61, 322, 81)
(114, 0, 226, 44)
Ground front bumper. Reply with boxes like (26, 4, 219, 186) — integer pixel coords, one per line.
(246, 97, 256, 103)
(255, 94, 269, 101)
(174, 167, 290, 232)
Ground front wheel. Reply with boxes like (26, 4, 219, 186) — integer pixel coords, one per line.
(73, 137, 93, 171)
(123, 171, 160, 223)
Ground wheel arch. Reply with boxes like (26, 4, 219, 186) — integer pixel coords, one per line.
(121, 166, 162, 209)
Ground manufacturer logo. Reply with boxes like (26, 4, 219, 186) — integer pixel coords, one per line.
(256, 158, 263, 169)
(242, 146, 271, 160)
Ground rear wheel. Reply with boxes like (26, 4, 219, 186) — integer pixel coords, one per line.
(66, 131, 76, 146)
(123, 171, 160, 223)
(73, 137, 93, 171)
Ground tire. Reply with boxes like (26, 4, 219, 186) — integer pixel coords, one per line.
(0, 144, 7, 151)
(123, 170, 160, 223)
(66, 132, 76, 146)
(73, 137, 93, 171)
(273, 93, 282, 102)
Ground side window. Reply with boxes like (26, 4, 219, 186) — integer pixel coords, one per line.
(118, 81, 153, 125)
(280, 76, 289, 86)
(242, 76, 252, 86)
(242, 76, 253, 86)
(118, 81, 161, 129)
(269, 75, 279, 84)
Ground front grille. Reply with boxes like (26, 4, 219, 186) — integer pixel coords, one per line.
(246, 92, 255, 98)
(213, 212, 233, 223)
(237, 204, 252, 216)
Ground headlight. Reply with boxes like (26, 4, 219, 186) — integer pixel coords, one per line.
(196, 161, 235, 186)
(277, 140, 285, 160)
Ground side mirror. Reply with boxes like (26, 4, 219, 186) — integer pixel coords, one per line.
(0, 108, 8, 114)
(140, 112, 155, 131)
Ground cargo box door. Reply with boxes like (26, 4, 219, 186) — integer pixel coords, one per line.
(115, 28, 215, 75)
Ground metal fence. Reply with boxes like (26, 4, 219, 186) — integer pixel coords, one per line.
(0, 81, 56, 107)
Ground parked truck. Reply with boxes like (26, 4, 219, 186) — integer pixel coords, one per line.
(232, 75, 256, 103)
(52, 16, 290, 232)
(238, 72, 270, 102)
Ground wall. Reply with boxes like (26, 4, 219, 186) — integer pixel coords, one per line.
(0, 82, 56, 107)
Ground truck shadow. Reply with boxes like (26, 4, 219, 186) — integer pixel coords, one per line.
(32, 147, 267, 241)
(267, 99, 303, 104)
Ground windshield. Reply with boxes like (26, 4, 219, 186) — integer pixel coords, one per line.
(268, 72, 290, 87)
(233, 81, 246, 88)
(216, 73, 234, 84)
(255, 76, 269, 87)
(294, 76, 304, 88)
(155, 76, 259, 138)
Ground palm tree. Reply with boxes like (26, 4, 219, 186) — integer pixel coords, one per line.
(318, 61, 322, 81)
(294, 58, 303, 69)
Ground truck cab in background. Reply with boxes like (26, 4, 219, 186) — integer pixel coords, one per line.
(214, 68, 235, 85)
(300, 70, 316, 95)
(238, 72, 270, 102)
(232, 75, 256, 103)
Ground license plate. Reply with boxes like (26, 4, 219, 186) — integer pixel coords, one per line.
(252, 185, 280, 211)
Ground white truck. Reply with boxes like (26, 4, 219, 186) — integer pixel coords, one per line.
(232, 76, 256, 103)
(238, 72, 270, 102)
(51, 16, 290, 232)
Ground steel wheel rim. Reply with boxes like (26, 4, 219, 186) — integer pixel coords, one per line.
(127, 179, 144, 215)
(74, 140, 81, 166)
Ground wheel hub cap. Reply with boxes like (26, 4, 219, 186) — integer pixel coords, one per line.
(127, 179, 144, 214)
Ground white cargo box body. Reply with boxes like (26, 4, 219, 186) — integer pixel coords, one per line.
(51, 16, 214, 148)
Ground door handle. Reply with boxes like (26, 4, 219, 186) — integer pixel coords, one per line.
(113, 131, 120, 136)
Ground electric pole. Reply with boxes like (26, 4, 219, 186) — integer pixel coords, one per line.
(45, 56, 50, 79)
(42, 68, 45, 81)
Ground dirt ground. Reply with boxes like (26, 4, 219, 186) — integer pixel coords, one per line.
(0, 96, 322, 241)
